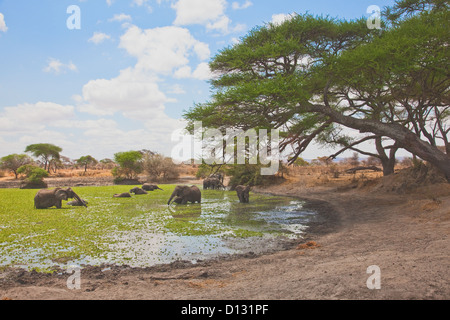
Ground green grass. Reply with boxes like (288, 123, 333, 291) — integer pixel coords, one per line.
(0, 185, 306, 270)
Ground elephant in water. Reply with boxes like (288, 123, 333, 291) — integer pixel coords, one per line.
(34, 187, 86, 209)
(142, 183, 163, 191)
(113, 192, 131, 198)
(203, 177, 225, 190)
(235, 185, 250, 203)
(130, 187, 148, 195)
(168, 185, 201, 205)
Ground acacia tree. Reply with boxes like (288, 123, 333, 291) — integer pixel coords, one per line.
(185, 1, 449, 181)
(76, 155, 98, 173)
(24, 143, 62, 173)
(0, 154, 33, 179)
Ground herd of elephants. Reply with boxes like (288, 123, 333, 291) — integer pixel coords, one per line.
(33, 174, 251, 209)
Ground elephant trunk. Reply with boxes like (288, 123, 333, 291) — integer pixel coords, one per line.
(168, 190, 177, 205)
(71, 189, 87, 208)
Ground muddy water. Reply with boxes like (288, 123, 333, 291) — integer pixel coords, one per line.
(100, 192, 318, 268)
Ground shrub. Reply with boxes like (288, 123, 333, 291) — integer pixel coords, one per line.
(17, 165, 49, 188)
(112, 151, 143, 180)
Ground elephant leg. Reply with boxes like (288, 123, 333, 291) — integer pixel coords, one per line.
(56, 200, 62, 209)
(181, 198, 188, 205)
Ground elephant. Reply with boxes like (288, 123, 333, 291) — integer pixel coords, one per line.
(173, 196, 183, 204)
(168, 185, 201, 205)
(235, 185, 250, 203)
(203, 177, 224, 190)
(142, 183, 163, 191)
(34, 187, 86, 209)
(113, 192, 132, 198)
(130, 187, 148, 195)
(210, 173, 224, 184)
(67, 199, 88, 206)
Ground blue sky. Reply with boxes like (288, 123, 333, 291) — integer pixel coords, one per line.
(0, 0, 396, 161)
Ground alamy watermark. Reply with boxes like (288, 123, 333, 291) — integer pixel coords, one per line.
(67, 265, 81, 290)
(171, 121, 280, 175)
(66, 5, 81, 30)
(366, 265, 381, 289)
(367, 5, 381, 30)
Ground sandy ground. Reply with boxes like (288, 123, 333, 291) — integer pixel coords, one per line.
(1, 174, 449, 300)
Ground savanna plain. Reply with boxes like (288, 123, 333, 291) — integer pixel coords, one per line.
(0, 164, 449, 300)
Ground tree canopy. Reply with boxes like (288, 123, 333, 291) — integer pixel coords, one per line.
(184, 0, 449, 181)
(113, 151, 143, 180)
(75, 155, 98, 173)
(0, 154, 33, 179)
(24, 143, 62, 172)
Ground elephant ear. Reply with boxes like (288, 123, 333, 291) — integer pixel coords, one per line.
(55, 189, 69, 201)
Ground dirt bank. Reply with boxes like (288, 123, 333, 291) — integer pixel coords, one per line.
(1, 176, 449, 300)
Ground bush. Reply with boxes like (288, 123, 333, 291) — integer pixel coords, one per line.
(112, 151, 143, 180)
(17, 165, 49, 188)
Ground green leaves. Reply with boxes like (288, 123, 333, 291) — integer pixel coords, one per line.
(113, 151, 143, 180)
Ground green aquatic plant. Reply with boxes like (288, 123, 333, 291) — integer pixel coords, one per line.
(0, 185, 311, 270)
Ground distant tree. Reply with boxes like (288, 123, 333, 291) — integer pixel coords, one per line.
(99, 158, 116, 170)
(365, 156, 382, 167)
(75, 155, 98, 173)
(142, 152, 179, 181)
(348, 152, 360, 167)
(112, 151, 143, 180)
(292, 157, 309, 167)
(0, 154, 33, 179)
(24, 143, 62, 173)
(59, 156, 75, 169)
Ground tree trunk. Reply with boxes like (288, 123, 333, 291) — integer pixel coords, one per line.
(380, 157, 396, 176)
(375, 137, 397, 176)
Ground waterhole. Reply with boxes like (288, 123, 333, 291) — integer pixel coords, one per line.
(100, 192, 318, 268)
(0, 189, 320, 270)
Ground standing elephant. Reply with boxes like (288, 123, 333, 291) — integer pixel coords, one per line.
(130, 187, 148, 195)
(34, 187, 86, 209)
(142, 183, 163, 191)
(168, 185, 201, 205)
(235, 185, 250, 203)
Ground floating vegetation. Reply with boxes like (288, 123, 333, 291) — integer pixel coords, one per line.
(0, 185, 318, 270)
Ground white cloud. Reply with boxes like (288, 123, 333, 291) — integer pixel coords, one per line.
(171, 0, 242, 34)
(174, 66, 192, 79)
(175, 63, 215, 80)
(0, 13, 7, 33)
(106, 0, 114, 6)
(271, 13, 295, 26)
(131, 0, 153, 12)
(81, 67, 167, 118)
(88, 32, 112, 44)
(167, 84, 186, 95)
(109, 13, 132, 22)
(119, 25, 210, 74)
(232, 1, 252, 10)
(172, 0, 226, 25)
(0, 102, 75, 135)
(43, 58, 77, 74)
(132, 0, 149, 6)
